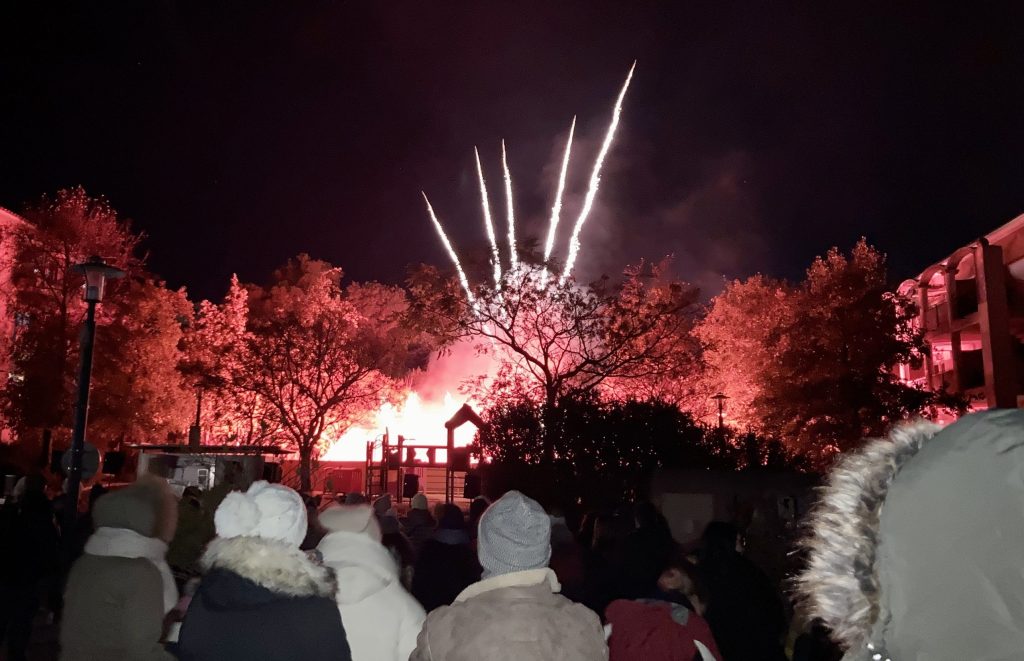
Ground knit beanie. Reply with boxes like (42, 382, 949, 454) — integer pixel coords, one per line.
(214, 481, 307, 548)
(410, 492, 428, 511)
(93, 482, 160, 537)
(319, 504, 382, 543)
(477, 490, 551, 578)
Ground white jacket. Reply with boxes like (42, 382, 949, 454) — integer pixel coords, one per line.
(318, 530, 426, 661)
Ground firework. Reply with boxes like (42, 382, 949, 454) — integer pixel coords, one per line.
(501, 140, 518, 270)
(543, 116, 576, 266)
(561, 61, 636, 283)
(422, 192, 475, 304)
(475, 147, 503, 288)
(425, 64, 635, 294)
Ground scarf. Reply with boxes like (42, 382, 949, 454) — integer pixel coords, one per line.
(85, 526, 179, 614)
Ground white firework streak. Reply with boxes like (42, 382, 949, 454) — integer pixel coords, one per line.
(474, 147, 503, 288)
(422, 192, 475, 304)
(539, 116, 577, 288)
(501, 140, 517, 270)
(543, 115, 576, 265)
(561, 61, 636, 283)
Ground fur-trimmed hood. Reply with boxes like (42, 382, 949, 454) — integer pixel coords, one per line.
(200, 535, 336, 601)
(796, 410, 1024, 660)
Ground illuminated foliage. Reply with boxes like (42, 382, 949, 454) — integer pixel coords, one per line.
(221, 255, 429, 491)
(410, 260, 700, 457)
(1, 188, 192, 446)
(697, 240, 929, 462)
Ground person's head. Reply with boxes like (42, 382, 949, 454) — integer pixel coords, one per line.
(372, 493, 393, 517)
(437, 503, 465, 531)
(592, 512, 619, 550)
(432, 501, 447, 522)
(658, 551, 708, 616)
(410, 492, 428, 511)
(797, 410, 1024, 660)
(182, 485, 202, 503)
(477, 490, 551, 578)
(379, 512, 401, 536)
(634, 501, 669, 533)
(214, 481, 307, 548)
(701, 521, 742, 561)
(344, 492, 367, 505)
(93, 481, 165, 538)
(468, 495, 491, 524)
(319, 503, 382, 543)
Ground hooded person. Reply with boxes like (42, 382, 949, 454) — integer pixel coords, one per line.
(317, 504, 425, 661)
(410, 490, 607, 661)
(411, 504, 481, 612)
(695, 521, 787, 661)
(176, 481, 350, 661)
(796, 409, 1024, 661)
(402, 492, 436, 557)
(60, 479, 178, 661)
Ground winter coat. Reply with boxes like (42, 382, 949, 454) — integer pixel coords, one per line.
(176, 536, 351, 661)
(401, 509, 436, 556)
(797, 410, 1024, 661)
(317, 529, 425, 661)
(410, 567, 608, 661)
(605, 598, 721, 661)
(411, 530, 481, 612)
(61, 543, 174, 661)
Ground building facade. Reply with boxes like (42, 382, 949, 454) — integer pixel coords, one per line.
(897, 213, 1024, 409)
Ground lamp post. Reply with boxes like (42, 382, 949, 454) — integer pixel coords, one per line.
(65, 256, 124, 529)
(710, 392, 729, 432)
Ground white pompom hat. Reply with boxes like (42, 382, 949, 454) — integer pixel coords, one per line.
(214, 480, 307, 548)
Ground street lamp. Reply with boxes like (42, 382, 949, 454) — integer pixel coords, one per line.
(65, 256, 124, 529)
(710, 392, 729, 432)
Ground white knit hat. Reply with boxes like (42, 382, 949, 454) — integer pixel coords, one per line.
(319, 504, 382, 543)
(214, 481, 307, 548)
(477, 490, 551, 578)
(410, 492, 428, 511)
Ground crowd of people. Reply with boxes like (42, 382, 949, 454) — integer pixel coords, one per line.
(1, 408, 1021, 660)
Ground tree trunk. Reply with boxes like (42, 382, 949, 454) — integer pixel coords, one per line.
(298, 446, 312, 493)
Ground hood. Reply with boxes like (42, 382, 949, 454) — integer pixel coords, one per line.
(797, 410, 1024, 660)
(317, 530, 398, 604)
(200, 536, 336, 603)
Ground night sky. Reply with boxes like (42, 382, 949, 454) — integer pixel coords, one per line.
(3, 2, 1024, 301)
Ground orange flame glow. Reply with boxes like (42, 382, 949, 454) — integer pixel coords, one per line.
(321, 391, 479, 461)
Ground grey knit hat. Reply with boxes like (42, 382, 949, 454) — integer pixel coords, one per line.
(93, 482, 160, 537)
(477, 490, 551, 578)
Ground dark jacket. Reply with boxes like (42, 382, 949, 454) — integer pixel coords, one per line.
(177, 536, 350, 661)
(698, 552, 786, 661)
(412, 529, 481, 613)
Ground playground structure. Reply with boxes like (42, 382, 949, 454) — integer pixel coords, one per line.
(364, 403, 484, 504)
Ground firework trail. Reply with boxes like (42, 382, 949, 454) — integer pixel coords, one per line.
(474, 147, 503, 288)
(542, 115, 576, 282)
(501, 140, 518, 270)
(422, 192, 475, 304)
(561, 61, 635, 283)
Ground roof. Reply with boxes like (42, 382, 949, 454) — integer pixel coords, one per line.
(126, 443, 291, 456)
